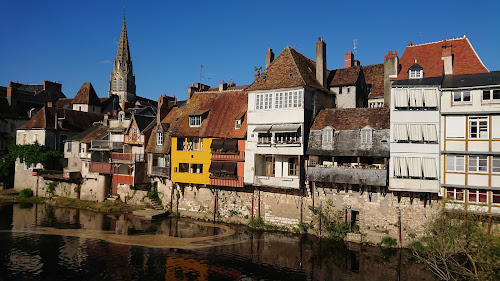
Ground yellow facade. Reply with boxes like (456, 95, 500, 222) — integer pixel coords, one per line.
(171, 137, 212, 185)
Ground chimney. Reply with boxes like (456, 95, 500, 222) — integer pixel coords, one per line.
(384, 50, 399, 107)
(103, 113, 109, 126)
(254, 70, 260, 81)
(266, 48, 275, 69)
(43, 80, 62, 92)
(6, 86, 13, 106)
(344, 50, 354, 68)
(219, 80, 228, 91)
(442, 41, 453, 75)
(157, 95, 171, 125)
(187, 83, 197, 102)
(316, 37, 327, 88)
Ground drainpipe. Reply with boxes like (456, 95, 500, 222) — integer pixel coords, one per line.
(251, 189, 254, 221)
(300, 194, 303, 223)
(397, 208, 402, 247)
(213, 189, 218, 223)
(257, 189, 261, 218)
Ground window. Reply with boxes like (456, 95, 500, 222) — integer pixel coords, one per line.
(469, 117, 488, 139)
(409, 89, 424, 107)
(34, 134, 39, 143)
(446, 188, 465, 202)
(468, 155, 488, 173)
(275, 92, 283, 108)
(453, 91, 471, 103)
(394, 89, 409, 109)
(360, 129, 372, 144)
(255, 93, 272, 110)
(323, 128, 333, 144)
(265, 156, 275, 177)
(347, 88, 350, 94)
(394, 124, 408, 142)
(255, 94, 263, 110)
(468, 189, 488, 204)
(493, 191, 500, 205)
(258, 133, 271, 144)
(157, 132, 163, 146)
(67, 142, 72, 152)
(288, 157, 299, 176)
(22, 134, 27, 145)
(493, 157, 500, 173)
(275, 132, 300, 144)
(482, 89, 500, 102)
(235, 119, 242, 129)
(446, 155, 465, 172)
(189, 116, 202, 127)
(264, 93, 272, 109)
(177, 138, 185, 151)
(119, 113, 124, 123)
(113, 78, 117, 90)
(339, 87, 342, 94)
(422, 158, 437, 179)
(179, 163, 189, 173)
(409, 69, 423, 79)
(119, 78, 123, 90)
(190, 164, 203, 174)
(192, 138, 201, 151)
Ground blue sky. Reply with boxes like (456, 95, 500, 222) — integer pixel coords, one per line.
(1, 0, 499, 101)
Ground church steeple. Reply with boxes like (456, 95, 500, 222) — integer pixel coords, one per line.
(109, 17, 136, 104)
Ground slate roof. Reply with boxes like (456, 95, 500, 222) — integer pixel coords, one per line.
(54, 98, 74, 109)
(169, 90, 248, 139)
(329, 66, 361, 86)
(362, 64, 385, 98)
(67, 125, 108, 143)
(395, 37, 488, 80)
(246, 46, 327, 92)
(132, 115, 156, 133)
(441, 71, 500, 89)
(310, 107, 390, 131)
(392, 77, 442, 86)
(20, 107, 103, 132)
(72, 82, 101, 106)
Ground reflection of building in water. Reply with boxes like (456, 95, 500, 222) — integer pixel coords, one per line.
(165, 256, 208, 281)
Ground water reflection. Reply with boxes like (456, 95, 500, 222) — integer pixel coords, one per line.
(0, 203, 437, 281)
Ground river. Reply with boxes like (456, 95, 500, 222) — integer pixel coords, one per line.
(0, 203, 436, 280)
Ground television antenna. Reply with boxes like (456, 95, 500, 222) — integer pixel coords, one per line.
(199, 64, 206, 84)
(353, 39, 358, 54)
(418, 32, 422, 44)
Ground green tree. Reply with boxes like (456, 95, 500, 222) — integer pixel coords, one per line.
(411, 212, 500, 281)
(9, 142, 62, 168)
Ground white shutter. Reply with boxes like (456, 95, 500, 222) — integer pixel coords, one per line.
(409, 89, 417, 107)
(394, 124, 408, 142)
(422, 124, 437, 142)
(492, 116, 500, 139)
(408, 157, 422, 178)
(422, 158, 437, 178)
(394, 89, 408, 107)
(408, 124, 423, 142)
(412, 89, 424, 107)
(446, 116, 466, 139)
(393, 157, 402, 177)
(424, 89, 438, 107)
(400, 157, 409, 177)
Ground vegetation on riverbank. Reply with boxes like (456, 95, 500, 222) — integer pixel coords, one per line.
(410, 212, 500, 281)
(49, 197, 144, 213)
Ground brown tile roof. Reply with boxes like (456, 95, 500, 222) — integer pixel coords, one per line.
(20, 107, 104, 132)
(145, 107, 184, 154)
(311, 107, 390, 131)
(362, 64, 385, 98)
(72, 82, 101, 106)
(246, 46, 326, 92)
(79, 126, 109, 143)
(170, 91, 248, 139)
(54, 98, 74, 109)
(329, 66, 361, 86)
(396, 37, 488, 80)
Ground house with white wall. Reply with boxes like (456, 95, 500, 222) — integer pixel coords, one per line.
(440, 71, 500, 214)
(244, 38, 334, 190)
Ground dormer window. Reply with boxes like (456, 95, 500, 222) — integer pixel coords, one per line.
(408, 62, 423, 79)
(360, 126, 373, 144)
(157, 132, 164, 145)
(322, 127, 334, 144)
(235, 119, 242, 129)
(119, 112, 125, 123)
(189, 115, 202, 127)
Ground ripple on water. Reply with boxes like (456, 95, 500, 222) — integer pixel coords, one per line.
(8, 248, 43, 276)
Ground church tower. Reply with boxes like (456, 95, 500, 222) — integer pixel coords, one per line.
(109, 18, 136, 103)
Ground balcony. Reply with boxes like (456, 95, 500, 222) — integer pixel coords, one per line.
(211, 151, 245, 161)
(124, 134, 144, 145)
(307, 166, 387, 186)
(253, 176, 300, 189)
(91, 140, 123, 151)
(150, 166, 169, 177)
(210, 176, 244, 188)
(111, 153, 145, 163)
(113, 174, 134, 185)
(90, 162, 112, 174)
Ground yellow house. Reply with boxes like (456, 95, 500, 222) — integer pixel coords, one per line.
(171, 137, 212, 185)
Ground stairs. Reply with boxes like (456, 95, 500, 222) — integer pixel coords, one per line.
(106, 194, 120, 202)
(150, 198, 163, 210)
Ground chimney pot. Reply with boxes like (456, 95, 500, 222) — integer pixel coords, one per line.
(266, 48, 275, 69)
(316, 39, 327, 88)
(344, 50, 354, 68)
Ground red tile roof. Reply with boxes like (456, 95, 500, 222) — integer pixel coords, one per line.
(72, 82, 101, 106)
(329, 66, 361, 86)
(145, 106, 184, 154)
(246, 46, 327, 92)
(395, 37, 488, 80)
(311, 107, 390, 131)
(170, 91, 248, 139)
(20, 107, 103, 131)
(362, 64, 385, 98)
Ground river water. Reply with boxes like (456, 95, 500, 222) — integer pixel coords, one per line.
(0, 203, 436, 281)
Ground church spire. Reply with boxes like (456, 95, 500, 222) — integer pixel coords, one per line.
(109, 17, 136, 103)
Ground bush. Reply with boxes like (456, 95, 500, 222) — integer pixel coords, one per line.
(19, 188, 34, 198)
(380, 236, 398, 247)
(298, 222, 313, 233)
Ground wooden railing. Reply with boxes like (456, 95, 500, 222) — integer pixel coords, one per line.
(209, 176, 244, 188)
(113, 174, 134, 185)
(211, 151, 245, 161)
(124, 134, 143, 144)
(90, 162, 112, 174)
(111, 153, 145, 162)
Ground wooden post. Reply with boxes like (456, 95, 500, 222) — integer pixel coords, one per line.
(398, 208, 402, 247)
(257, 189, 261, 218)
(213, 189, 218, 223)
(251, 189, 254, 221)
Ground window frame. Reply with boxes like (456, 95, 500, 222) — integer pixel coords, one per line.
(468, 189, 488, 204)
(322, 128, 333, 144)
(157, 132, 163, 146)
(189, 115, 202, 127)
(360, 128, 373, 144)
(492, 156, 500, 173)
(482, 89, 500, 102)
(445, 155, 465, 172)
(179, 163, 189, 173)
(469, 116, 488, 139)
(468, 155, 488, 173)
(453, 91, 471, 104)
(446, 187, 465, 202)
(235, 119, 242, 129)
(288, 157, 299, 177)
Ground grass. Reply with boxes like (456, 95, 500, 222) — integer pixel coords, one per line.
(51, 197, 144, 214)
(248, 217, 289, 231)
(0, 195, 47, 204)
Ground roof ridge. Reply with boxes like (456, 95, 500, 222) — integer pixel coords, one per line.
(286, 46, 307, 86)
(407, 36, 467, 47)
